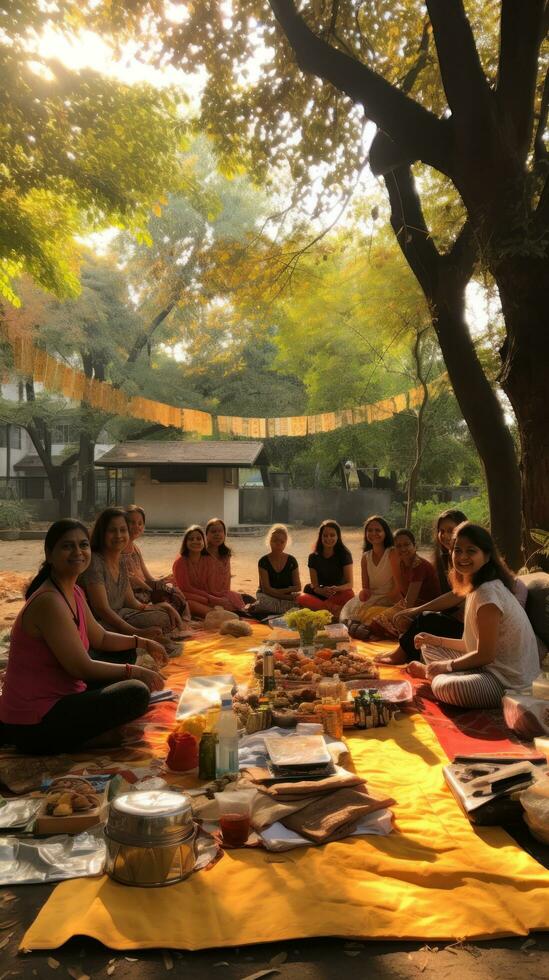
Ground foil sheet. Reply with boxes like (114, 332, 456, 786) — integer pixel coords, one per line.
(0, 827, 106, 885)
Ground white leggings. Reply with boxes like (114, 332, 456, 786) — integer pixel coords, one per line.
(421, 643, 505, 709)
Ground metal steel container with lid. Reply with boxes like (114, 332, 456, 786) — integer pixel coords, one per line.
(105, 790, 197, 887)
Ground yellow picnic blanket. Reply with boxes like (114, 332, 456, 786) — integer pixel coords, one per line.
(21, 628, 549, 950)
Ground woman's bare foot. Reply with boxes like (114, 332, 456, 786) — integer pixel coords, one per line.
(406, 660, 429, 679)
(375, 645, 407, 665)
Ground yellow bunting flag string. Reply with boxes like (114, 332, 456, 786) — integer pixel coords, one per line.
(1, 324, 447, 438)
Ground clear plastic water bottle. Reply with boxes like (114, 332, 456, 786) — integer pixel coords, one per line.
(215, 698, 239, 777)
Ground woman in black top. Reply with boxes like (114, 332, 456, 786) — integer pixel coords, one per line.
(253, 524, 301, 617)
(297, 520, 354, 618)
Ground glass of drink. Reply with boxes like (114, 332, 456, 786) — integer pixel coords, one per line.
(215, 790, 253, 848)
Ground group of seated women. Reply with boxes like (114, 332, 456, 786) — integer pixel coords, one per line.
(254, 514, 443, 622)
(0, 507, 252, 755)
(253, 511, 540, 712)
(0, 505, 541, 755)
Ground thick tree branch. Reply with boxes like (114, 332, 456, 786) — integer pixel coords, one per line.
(425, 0, 493, 126)
(534, 65, 549, 162)
(382, 164, 521, 566)
(123, 302, 175, 368)
(268, 0, 452, 175)
(497, 0, 545, 162)
(404, 327, 430, 526)
(444, 219, 477, 287)
(398, 19, 431, 96)
(384, 164, 441, 297)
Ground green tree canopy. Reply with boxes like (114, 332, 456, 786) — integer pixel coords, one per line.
(0, 2, 187, 302)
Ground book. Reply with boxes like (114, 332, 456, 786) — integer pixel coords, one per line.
(443, 760, 539, 825)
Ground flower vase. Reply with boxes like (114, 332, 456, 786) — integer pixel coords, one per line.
(299, 630, 317, 657)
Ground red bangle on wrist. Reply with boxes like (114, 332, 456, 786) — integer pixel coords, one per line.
(125, 663, 133, 678)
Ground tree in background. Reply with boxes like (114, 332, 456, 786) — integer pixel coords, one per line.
(0, 1, 186, 304)
(89, 0, 549, 566)
(262, 227, 483, 497)
(116, 137, 273, 367)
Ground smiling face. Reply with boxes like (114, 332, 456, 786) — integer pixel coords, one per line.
(270, 530, 288, 554)
(321, 525, 338, 551)
(438, 518, 458, 554)
(206, 521, 225, 549)
(104, 516, 129, 553)
(47, 528, 91, 578)
(452, 535, 489, 579)
(395, 533, 416, 564)
(126, 510, 145, 541)
(365, 520, 386, 547)
(185, 529, 206, 554)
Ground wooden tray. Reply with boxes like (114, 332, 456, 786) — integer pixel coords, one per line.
(35, 792, 105, 836)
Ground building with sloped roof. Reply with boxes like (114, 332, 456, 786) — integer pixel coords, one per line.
(95, 441, 269, 528)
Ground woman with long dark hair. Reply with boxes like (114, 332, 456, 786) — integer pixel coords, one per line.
(0, 520, 163, 754)
(297, 520, 354, 617)
(340, 515, 401, 624)
(79, 508, 183, 654)
(172, 525, 236, 618)
(433, 509, 469, 591)
(123, 505, 190, 621)
(204, 518, 251, 611)
(377, 508, 468, 664)
(367, 528, 440, 639)
(407, 522, 539, 708)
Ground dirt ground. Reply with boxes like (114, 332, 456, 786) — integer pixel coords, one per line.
(0, 528, 368, 632)
(1, 531, 548, 977)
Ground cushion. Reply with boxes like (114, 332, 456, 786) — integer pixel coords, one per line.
(519, 573, 549, 646)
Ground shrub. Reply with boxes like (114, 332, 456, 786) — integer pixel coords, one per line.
(411, 493, 489, 547)
(0, 499, 31, 529)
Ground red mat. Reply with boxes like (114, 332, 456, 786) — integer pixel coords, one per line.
(408, 679, 537, 759)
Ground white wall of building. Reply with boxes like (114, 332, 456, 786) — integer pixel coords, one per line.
(0, 427, 34, 479)
(223, 487, 240, 527)
(135, 467, 229, 529)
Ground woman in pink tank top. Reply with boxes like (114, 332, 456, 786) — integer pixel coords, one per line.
(0, 520, 165, 755)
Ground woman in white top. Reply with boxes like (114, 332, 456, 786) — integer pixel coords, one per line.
(407, 522, 539, 708)
(340, 516, 401, 623)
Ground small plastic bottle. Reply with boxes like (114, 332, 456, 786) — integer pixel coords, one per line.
(320, 702, 343, 739)
(215, 698, 240, 777)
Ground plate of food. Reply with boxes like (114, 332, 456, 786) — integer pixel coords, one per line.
(255, 645, 379, 683)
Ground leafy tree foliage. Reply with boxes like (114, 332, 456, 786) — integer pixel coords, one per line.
(0, 2, 186, 301)
(78, 0, 548, 563)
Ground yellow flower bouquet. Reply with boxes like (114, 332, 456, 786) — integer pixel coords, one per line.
(285, 608, 332, 647)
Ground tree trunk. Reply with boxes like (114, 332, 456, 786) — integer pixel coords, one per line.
(384, 164, 522, 568)
(404, 331, 429, 527)
(5, 424, 10, 485)
(496, 255, 549, 554)
(79, 426, 97, 521)
(29, 451, 73, 519)
(432, 285, 522, 569)
(24, 382, 77, 519)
